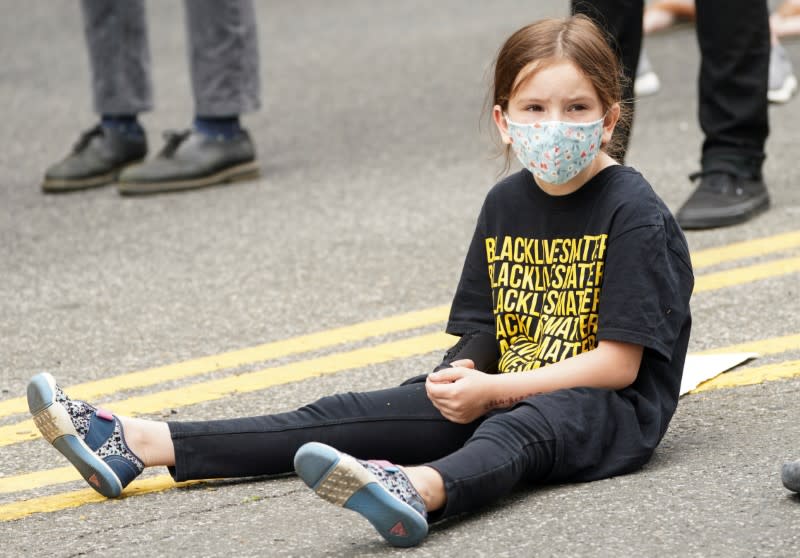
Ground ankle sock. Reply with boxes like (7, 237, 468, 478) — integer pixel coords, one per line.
(193, 116, 242, 140)
(101, 114, 144, 137)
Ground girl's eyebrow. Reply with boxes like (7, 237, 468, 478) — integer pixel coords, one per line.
(565, 95, 596, 103)
(512, 96, 545, 104)
(513, 94, 595, 104)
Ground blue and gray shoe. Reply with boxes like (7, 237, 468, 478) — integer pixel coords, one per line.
(27, 372, 143, 498)
(294, 442, 429, 548)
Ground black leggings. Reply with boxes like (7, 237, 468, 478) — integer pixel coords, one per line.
(168, 380, 557, 519)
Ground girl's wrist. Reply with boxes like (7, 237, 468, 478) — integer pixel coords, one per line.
(482, 374, 514, 411)
(483, 374, 541, 410)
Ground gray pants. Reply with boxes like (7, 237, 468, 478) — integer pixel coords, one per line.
(81, 0, 260, 117)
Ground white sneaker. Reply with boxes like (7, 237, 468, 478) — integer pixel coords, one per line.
(768, 42, 798, 104)
(634, 51, 661, 97)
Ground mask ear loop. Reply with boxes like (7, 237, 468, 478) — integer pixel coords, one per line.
(599, 108, 614, 147)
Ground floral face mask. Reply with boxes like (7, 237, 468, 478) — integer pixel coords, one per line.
(505, 115, 605, 185)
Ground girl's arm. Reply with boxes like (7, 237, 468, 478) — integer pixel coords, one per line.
(425, 340, 643, 424)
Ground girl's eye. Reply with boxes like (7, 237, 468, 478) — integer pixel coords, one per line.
(567, 104, 588, 112)
(525, 105, 544, 112)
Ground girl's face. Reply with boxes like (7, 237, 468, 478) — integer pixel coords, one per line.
(494, 58, 617, 129)
(492, 58, 621, 194)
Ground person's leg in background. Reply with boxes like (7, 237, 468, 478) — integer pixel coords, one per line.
(117, 0, 261, 195)
(571, 0, 644, 162)
(188, 0, 261, 133)
(636, 1, 797, 105)
(772, 0, 800, 37)
(675, 0, 771, 229)
(42, 0, 150, 193)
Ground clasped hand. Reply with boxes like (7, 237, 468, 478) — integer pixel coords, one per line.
(425, 359, 495, 424)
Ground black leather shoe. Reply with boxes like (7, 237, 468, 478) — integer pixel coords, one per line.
(676, 171, 770, 230)
(117, 129, 259, 195)
(42, 125, 147, 193)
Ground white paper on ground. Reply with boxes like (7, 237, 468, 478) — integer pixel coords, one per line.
(679, 352, 759, 395)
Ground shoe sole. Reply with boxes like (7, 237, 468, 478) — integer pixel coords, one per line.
(41, 158, 146, 193)
(294, 442, 428, 548)
(768, 75, 798, 104)
(678, 198, 770, 230)
(27, 373, 123, 498)
(117, 160, 260, 196)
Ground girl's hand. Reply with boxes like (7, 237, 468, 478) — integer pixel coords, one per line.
(425, 340, 643, 425)
(425, 360, 495, 424)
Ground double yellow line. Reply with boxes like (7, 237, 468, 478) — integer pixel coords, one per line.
(0, 306, 453, 445)
(2, 230, 800, 521)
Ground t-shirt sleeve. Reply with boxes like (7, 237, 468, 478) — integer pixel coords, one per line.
(445, 201, 496, 337)
(597, 216, 694, 360)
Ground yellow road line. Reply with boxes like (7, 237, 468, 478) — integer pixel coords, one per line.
(0, 466, 78, 494)
(699, 333, 800, 357)
(0, 488, 107, 522)
(0, 305, 450, 419)
(0, 476, 202, 522)
(690, 230, 800, 269)
(0, 331, 455, 448)
(691, 359, 800, 393)
(694, 255, 800, 292)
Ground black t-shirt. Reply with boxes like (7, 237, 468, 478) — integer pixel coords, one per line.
(446, 166, 694, 479)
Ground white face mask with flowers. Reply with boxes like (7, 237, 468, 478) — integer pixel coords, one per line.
(504, 115, 605, 185)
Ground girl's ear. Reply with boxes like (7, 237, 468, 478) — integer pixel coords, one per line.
(601, 102, 621, 145)
(492, 105, 512, 144)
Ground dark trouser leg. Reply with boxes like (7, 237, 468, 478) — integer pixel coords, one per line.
(80, 0, 153, 115)
(426, 403, 557, 519)
(571, 0, 644, 162)
(695, 0, 769, 177)
(168, 383, 478, 481)
(675, 0, 771, 229)
(183, 0, 261, 116)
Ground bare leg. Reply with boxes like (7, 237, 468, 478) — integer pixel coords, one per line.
(119, 417, 175, 467)
(643, 0, 696, 35)
(772, 0, 800, 38)
(403, 465, 447, 512)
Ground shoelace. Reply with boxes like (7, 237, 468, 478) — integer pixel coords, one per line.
(158, 129, 192, 157)
(688, 171, 744, 196)
(55, 385, 96, 439)
(71, 124, 105, 154)
(359, 460, 427, 518)
(689, 171, 759, 200)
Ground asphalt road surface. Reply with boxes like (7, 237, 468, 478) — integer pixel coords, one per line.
(2, 2, 800, 557)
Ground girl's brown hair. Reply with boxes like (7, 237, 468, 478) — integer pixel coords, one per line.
(489, 15, 631, 167)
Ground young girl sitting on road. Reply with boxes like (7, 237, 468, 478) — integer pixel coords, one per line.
(28, 15, 693, 548)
